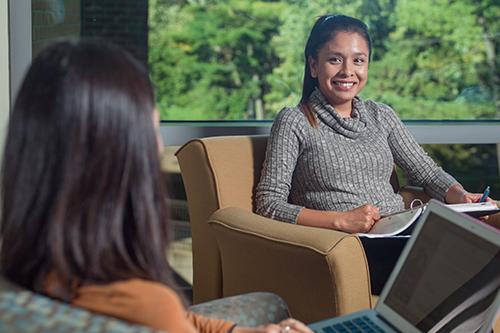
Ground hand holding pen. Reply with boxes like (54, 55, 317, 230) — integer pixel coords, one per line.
(479, 186, 490, 203)
(445, 184, 494, 204)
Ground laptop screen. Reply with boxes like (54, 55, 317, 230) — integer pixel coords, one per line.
(384, 212, 500, 332)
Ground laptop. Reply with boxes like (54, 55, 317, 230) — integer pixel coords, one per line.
(309, 199, 500, 333)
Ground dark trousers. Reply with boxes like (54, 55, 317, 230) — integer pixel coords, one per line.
(360, 237, 409, 295)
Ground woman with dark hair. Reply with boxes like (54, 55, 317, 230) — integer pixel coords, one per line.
(0, 40, 312, 333)
(255, 14, 493, 292)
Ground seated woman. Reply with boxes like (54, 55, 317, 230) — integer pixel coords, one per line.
(254, 14, 494, 293)
(0, 40, 312, 333)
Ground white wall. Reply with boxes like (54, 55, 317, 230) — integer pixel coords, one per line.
(0, 0, 10, 156)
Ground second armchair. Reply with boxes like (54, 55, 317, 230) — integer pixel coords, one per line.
(175, 135, 429, 323)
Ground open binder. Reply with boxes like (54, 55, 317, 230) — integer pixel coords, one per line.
(358, 201, 499, 238)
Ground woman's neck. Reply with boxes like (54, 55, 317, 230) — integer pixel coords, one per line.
(315, 87, 354, 118)
(333, 101, 353, 118)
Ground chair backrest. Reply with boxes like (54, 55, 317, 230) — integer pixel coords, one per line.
(175, 135, 268, 304)
(0, 276, 158, 332)
(175, 134, 402, 304)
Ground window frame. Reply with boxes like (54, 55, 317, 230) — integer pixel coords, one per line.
(159, 121, 500, 146)
(9, 0, 32, 107)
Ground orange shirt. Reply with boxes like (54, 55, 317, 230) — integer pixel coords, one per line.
(71, 279, 235, 333)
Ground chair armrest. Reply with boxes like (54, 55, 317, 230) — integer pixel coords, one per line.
(208, 207, 372, 324)
(189, 292, 289, 326)
(399, 185, 432, 208)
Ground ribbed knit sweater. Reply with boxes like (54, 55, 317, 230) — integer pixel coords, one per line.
(255, 88, 458, 224)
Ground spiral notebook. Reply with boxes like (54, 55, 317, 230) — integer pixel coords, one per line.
(358, 201, 499, 238)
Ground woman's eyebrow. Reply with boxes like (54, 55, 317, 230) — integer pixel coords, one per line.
(325, 51, 368, 57)
(325, 51, 343, 57)
(353, 52, 368, 57)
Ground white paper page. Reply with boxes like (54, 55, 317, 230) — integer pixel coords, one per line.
(446, 202, 498, 213)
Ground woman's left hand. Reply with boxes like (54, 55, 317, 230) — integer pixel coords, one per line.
(445, 184, 494, 204)
(461, 192, 494, 203)
(444, 184, 498, 222)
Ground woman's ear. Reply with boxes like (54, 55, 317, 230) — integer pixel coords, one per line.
(308, 56, 318, 78)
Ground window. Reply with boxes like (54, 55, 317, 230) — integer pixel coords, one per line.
(148, 0, 499, 122)
(30, 0, 499, 122)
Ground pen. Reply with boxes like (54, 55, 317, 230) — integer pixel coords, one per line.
(479, 186, 490, 203)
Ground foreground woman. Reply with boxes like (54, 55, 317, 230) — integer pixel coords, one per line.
(0, 40, 312, 333)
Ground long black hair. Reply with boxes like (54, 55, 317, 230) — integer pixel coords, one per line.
(0, 40, 172, 301)
(300, 14, 372, 126)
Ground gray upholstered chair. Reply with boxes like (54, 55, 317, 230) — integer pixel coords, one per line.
(0, 276, 289, 332)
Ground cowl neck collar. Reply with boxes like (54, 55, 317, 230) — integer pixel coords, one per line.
(308, 88, 367, 139)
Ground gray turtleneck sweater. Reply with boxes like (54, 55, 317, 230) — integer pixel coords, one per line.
(255, 89, 458, 224)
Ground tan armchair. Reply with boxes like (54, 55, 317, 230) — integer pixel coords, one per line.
(175, 135, 430, 323)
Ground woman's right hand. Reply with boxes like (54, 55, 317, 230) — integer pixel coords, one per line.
(331, 204, 381, 233)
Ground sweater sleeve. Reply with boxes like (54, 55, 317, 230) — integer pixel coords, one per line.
(187, 311, 236, 333)
(254, 108, 304, 223)
(380, 104, 459, 200)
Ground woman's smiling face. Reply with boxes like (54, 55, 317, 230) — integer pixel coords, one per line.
(308, 31, 369, 114)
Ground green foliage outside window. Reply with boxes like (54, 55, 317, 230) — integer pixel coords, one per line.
(149, 0, 499, 121)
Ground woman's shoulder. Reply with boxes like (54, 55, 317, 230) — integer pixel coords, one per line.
(74, 278, 193, 332)
(80, 278, 176, 292)
(74, 278, 184, 313)
(271, 105, 312, 135)
(274, 105, 309, 124)
(360, 98, 400, 123)
(362, 99, 396, 115)
(109, 278, 180, 298)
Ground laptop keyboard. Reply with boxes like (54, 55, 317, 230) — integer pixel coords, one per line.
(318, 316, 386, 333)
